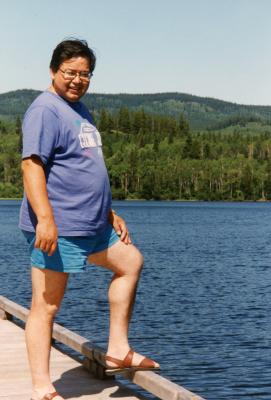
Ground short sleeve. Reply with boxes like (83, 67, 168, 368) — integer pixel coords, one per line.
(22, 106, 60, 164)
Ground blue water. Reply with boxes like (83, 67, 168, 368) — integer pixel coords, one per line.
(1, 200, 271, 400)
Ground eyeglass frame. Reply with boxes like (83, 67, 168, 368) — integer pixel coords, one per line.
(59, 68, 93, 81)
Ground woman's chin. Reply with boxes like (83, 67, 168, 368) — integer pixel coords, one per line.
(66, 91, 81, 102)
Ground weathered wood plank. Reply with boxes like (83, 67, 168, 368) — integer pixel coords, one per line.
(131, 371, 204, 400)
(0, 320, 147, 400)
(0, 295, 206, 400)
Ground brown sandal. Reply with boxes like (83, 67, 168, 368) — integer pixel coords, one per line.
(103, 349, 160, 375)
(31, 392, 60, 400)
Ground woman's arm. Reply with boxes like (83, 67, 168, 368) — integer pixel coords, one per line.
(21, 156, 58, 256)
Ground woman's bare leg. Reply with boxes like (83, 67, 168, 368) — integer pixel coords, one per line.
(89, 241, 159, 367)
(25, 267, 68, 400)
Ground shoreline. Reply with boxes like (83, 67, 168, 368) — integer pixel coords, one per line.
(1, 198, 270, 203)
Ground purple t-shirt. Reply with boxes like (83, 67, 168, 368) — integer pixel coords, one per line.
(19, 90, 112, 236)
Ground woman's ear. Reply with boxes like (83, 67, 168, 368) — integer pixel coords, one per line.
(50, 69, 55, 81)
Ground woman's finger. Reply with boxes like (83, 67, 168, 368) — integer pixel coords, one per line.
(120, 225, 127, 241)
(44, 240, 54, 254)
(127, 232, 132, 244)
(48, 241, 57, 256)
(34, 237, 41, 249)
(39, 239, 48, 252)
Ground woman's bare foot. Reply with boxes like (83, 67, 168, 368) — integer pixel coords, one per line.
(31, 385, 64, 400)
(106, 347, 160, 369)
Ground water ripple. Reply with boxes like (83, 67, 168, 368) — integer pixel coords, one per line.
(2, 200, 271, 399)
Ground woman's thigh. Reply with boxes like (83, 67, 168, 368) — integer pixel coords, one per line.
(88, 241, 143, 276)
(31, 266, 69, 308)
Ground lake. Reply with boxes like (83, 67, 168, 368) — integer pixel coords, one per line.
(1, 200, 271, 399)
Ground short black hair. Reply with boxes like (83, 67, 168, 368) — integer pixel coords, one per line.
(50, 39, 96, 73)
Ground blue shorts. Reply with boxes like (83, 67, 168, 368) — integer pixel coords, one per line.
(22, 223, 120, 273)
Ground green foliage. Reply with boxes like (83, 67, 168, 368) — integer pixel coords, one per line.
(0, 89, 40, 118)
(2, 105, 271, 201)
(0, 125, 23, 197)
(99, 110, 271, 201)
(2, 89, 271, 130)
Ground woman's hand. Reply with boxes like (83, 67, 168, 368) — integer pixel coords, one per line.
(35, 217, 58, 256)
(109, 210, 132, 245)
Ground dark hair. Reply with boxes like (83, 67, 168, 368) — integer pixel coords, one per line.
(50, 39, 96, 73)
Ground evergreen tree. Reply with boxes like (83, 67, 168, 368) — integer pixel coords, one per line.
(182, 135, 193, 158)
(137, 128, 145, 147)
(153, 134, 159, 153)
(265, 159, 271, 199)
(15, 117, 23, 152)
(98, 109, 109, 132)
(118, 107, 131, 133)
(178, 113, 189, 136)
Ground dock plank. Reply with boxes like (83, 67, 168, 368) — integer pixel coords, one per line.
(0, 320, 147, 400)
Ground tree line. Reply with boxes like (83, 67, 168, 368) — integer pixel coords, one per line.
(1, 108, 271, 200)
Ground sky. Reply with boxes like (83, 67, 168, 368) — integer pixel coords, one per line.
(1, 0, 271, 105)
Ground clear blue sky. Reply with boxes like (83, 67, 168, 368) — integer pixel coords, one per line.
(1, 0, 271, 105)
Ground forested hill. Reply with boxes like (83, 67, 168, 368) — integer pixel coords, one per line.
(1, 89, 271, 129)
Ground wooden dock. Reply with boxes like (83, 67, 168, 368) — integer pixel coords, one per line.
(0, 296, 205, 400)
(0, 318, 148, 400)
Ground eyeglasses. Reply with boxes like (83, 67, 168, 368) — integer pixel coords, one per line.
(59, 69, 93, 81)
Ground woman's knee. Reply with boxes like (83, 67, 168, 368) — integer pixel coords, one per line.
(31, 299, 61, 319)
(130, 247, 144, 276)
(30, 269, 68, 319)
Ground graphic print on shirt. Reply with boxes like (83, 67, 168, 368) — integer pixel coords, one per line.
(78, 121, 102, 149)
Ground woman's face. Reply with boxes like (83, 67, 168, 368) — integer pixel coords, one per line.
(50, 56, 91, 102)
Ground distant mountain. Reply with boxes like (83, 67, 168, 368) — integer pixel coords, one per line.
(1, 89, 271, 129)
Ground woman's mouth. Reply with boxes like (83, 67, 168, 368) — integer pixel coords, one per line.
(69, 87, 81, 93)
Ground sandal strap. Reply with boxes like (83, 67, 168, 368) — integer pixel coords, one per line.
(105, 348, 135, 368)
(105, 349, 156, 369)
(123, 349, 134, 368)
(43, 393, 59, 400)
(139, 356, 156, 368)
(105, 354, 124, 367)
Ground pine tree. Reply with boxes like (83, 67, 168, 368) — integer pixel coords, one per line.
(15, 117, 23, 152)
(153, 134, 159, 153)
(178, 113, 189, 136)
(182, 135, 193, 158)
(265, 159, 271, 199)
(137, 128, 145, 147)
(98, 109, 109, 132)
(118, 107, 131, 133)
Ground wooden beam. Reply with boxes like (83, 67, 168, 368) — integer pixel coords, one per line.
(0, 295, 206, 400)
(130, 370, 205, 400)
